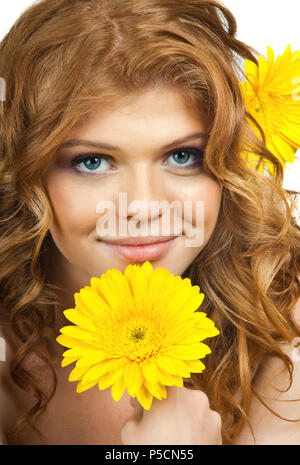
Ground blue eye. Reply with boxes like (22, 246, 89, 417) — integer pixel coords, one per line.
(165, 148, 204, 169)
(70, 147, 205, 176)
(82, 157, 102, 170)
(71, 155, 112, 174)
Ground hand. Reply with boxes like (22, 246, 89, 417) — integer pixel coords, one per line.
(121, 385, 222, 445)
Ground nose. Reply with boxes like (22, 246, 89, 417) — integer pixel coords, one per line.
(118, 162, 165, 225)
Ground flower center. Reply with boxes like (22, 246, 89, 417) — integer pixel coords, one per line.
(118, 317, 161, 362)
(130, 328, 146, 342)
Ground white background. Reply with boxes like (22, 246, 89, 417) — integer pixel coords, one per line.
(0, 0, 299, 198)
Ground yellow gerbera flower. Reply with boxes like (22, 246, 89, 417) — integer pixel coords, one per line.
(56, 261, 219, 410)
(240, 45, 300, 175)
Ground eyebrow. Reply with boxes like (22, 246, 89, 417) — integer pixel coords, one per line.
(58, 132, 209, 152)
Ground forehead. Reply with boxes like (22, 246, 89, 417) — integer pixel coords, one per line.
(69, 86, 208, 136)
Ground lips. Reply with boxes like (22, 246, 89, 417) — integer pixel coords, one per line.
(100, 235, 177, 246)
(98, 236, 178, 261)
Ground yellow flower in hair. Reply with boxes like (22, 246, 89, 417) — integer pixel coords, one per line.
(240, 45, 300, 175)
(56, 261, 219, 410)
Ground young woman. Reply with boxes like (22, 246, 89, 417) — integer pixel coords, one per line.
(0, 0, 299, 445)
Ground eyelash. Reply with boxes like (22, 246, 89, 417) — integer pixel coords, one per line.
(70, 147, 205, 176)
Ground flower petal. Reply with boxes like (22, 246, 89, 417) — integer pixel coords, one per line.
(164, 342, 211, 360)
(69, 364, 90, 381)
(157, 365, 177, 386)
(143, 379, 167, 400)
(136, 384, 153, 410)
(76, 379, 98, 393)
(141, 261, 154, 282)
(61, 357, 77, 367)
(81, 357, 126, 385)
(75, 351, 108, 368)
(80, 362, 110, 385)
(59, 326, 100, 345)
(156, 355, 190, 377)
(185, 359, 206, 373)
(124, 362, 143, 391)
(57, 334, 98, 351)
(111, 374, 127, 401)
(245, 59, 258, 82)
(142, 360, 160, 384)
(98, 370, 123, 390)
(63, 309, 98, 333)
(165, 286, 200, 318)
(76, 287, 110, 317)
(281, 125, 300, 147)
(94, 270, 132, 308)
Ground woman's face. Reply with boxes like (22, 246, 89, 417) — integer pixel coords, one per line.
(44, 86, 223, 290)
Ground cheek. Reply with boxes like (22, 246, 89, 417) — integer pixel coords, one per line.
(46, 174, 101, 236)
(171, 177, 222, 233)
(182, 179, 222, 255)
(201, 180, 223, 229)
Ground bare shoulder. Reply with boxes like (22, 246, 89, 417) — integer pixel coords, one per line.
(259, 288, 300, 399)
(234, 288, 300, 444)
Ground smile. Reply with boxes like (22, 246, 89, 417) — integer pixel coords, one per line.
(98, 236, 178, 261)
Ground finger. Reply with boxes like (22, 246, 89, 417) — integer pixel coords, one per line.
(121, 419, 137, 445)
(139, 385, 182, 417)
(160, 385, 210, 411)
(129, 396, 143, 422)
